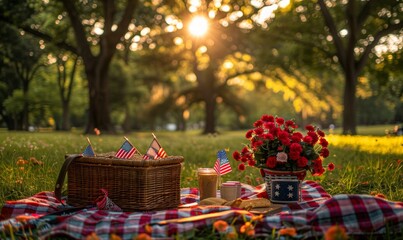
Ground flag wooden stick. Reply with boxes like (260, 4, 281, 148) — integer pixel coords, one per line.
(86, 137, 92, 146)
(124, 136, 142, 155)
(151, 133, 162, 148)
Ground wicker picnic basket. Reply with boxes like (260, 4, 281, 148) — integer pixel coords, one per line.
(55, 153, 184, 211)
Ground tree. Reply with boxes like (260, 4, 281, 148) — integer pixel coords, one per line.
(131, 0, 283, 133)
(0, 24, 44, 130)
(60, 0, 139, 133)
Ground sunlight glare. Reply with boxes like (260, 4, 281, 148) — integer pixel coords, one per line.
(188, 16, 209, 37)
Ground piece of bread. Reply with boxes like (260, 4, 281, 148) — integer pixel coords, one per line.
(199, 197, 227, 206)
(224, 198, 271, 210)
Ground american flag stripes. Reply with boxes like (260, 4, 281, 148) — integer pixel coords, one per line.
(143, 135, 167, 160)
(115, 139, 137, 159)
(214, 150, 232, 175)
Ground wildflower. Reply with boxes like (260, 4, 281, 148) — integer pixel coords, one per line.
(240, 222, 255, 237)
(278, 227, 297, 237)
(86, 232, 100, 240)
(110, 233, 122, 240)
(94, 128, 101, 135)
(327, 162, 335, 171)
(213, 220, 228, 233)
(16, 158, 28, 166)
(233, 151, 241, 161)
(15, 214, 35, 222)
(238, 163, 246, 171)
(133, 233, 151, 240)
(324, 225, 348, 240)
(30, 157, 44, 165)
(144, 224, 152, 234)
(375, 193, 386, 199)
(225, 229, 238, 240)
(251, 214, 264, 222)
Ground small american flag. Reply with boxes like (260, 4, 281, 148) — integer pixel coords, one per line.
(82, 144, 95, 157)
(115, 139, 137, 159)
(214, 150, 232, 175)
(143, 136, 167, 160)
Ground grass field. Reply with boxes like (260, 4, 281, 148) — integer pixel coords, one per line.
(0, 128, 402, 210)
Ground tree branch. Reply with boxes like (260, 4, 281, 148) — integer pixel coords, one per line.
(357, 21, 403, 73)
(317, 0, 346, 70)
(357, 0, 374, 29)
(111, 0, 138, 46)
(0, 17, 78, 54)
(60, 0, 94, 61)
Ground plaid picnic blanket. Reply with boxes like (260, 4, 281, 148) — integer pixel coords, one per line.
(1, 180, 402, 239)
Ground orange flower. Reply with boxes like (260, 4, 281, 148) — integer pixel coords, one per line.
(85, 232, 100, 240)
(16, 158, 28, 166)
(144, 224, 152, 234)
(240, 222, 255, 236)
(133, 233, 152, 240)
(110, 233, 122, 240)
(251, 214, 264, 222)
(94, 128, 101, 135)
(213, 220, 229, 233)
(225, 231, 238, 240)
(15, 214, 35, 222)
(278, 227, 297, 237)
(375, 193, 386, 199)
(324, 225, 348, 240)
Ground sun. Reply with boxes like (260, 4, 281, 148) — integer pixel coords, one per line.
(188, 16, 209, 37)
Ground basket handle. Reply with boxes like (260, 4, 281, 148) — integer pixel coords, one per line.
(54, 154, 82, 203)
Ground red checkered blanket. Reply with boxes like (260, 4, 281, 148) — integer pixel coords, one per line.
(1, 180, 402, 239)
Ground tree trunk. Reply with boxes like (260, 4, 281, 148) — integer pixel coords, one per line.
(342, 70, 357, 135)
(84, 57, 114, 134)
(61, 101, 71, 130)
(197, 68, 217, 134)
(85, 52, 113, 132)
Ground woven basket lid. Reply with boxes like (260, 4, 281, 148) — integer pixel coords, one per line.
(66, 152, 184, 167)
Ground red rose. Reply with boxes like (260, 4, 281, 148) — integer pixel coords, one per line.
(285, 120, 295, 128)
(241, 156, 249, 162)
(248, 160, 256, 166)
(290, 143, 303, 153)
(264, 122, 275, 130)
(245, 129, 253, 139)
(276, 117, 285, 125)
(289, 151, 300, 161)
(291, 132, 303, 142)
(241, 146, 250, 154)
(269, 127, 279, 137)
(317, 130, 325, 137)
(254, 120, 263, 127)
(305, 125, 315, 132)
(263, 133, 274, 140)
(320, 148, 330, 158)
(254, 127, 264, 135)
(238, 163, 246, 171)
(327, 162, 335, 171)
(319, 138, 329, 148)
(297, 157, 308, 168)
(266, 156, 277, 168)
(303, 136, 313, 144)
(252, 140, 263, 148)
(232, 151, 241, 161)
(308, 131, 319, 144)
(262, 115, 274, 122)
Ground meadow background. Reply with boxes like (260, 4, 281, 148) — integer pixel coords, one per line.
(0, 125, 402, 209)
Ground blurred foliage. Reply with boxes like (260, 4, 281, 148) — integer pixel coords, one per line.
(0, 0, 401, 133)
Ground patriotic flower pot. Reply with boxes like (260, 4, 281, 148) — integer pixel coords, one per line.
(262, 169, 306, 204)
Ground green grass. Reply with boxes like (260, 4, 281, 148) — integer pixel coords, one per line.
(0, 129, 402, 209)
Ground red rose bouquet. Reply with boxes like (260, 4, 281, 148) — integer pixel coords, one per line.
(232, 114, 333, 176)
